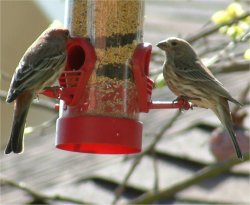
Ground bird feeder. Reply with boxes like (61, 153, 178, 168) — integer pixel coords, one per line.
(42, 0, 191, 154)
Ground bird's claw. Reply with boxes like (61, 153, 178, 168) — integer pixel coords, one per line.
(172, 96, 188, 103)
(42, 86, 62, 99)
(172, 96, 196, 111)
(35, 94, 39, 101)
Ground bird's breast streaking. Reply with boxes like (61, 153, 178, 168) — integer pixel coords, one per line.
(163, 62, 217, 109)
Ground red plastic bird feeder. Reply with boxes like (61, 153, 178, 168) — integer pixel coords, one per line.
(42, 1, 191, 154)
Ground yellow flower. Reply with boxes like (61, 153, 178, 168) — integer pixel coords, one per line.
(211, 10, 231, 24)
(226, 3, 245, 18)
(244, 49, 250, 60)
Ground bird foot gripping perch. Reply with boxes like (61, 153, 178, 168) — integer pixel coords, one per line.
(172, 96, 197, 111)
(42, 38, 193, 154)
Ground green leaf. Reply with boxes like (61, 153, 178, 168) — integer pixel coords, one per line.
(226, 24, 248, 39)
(155, 73, 165, 88)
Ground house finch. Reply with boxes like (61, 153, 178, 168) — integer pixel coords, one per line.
(5, 27, 69, 154)
(157, 37, 243, 159)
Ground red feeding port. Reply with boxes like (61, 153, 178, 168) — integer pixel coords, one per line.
(41, 38, 95, 106)
(59, 38, 96, 106)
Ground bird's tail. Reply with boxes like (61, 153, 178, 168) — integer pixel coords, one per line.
(228, 96, 242, 107)
(212, 98, 243, 159)
(5, 92, 33, 154)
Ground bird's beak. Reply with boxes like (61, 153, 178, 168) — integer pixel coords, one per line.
(156, 40, 168, 50)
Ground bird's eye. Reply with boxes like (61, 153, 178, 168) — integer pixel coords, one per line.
(171, 41, 177, 46)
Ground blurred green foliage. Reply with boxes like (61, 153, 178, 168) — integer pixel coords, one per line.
(155, 73, 165, 89)
(244, 48, 250, 60)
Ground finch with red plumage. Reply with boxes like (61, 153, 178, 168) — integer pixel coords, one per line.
(5, 27, 70, 154)
(157, 37, 243, 159)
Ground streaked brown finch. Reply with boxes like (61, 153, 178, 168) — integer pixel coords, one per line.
(157, 37, 243, 159)
(5, 27, 69, 154)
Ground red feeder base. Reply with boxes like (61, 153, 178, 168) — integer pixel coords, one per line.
(56, 115, 142, 154)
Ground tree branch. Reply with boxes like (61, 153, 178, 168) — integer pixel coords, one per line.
(129, 153, 250, 204)
(199, 41, 229, 57)
(186, 12, 250, 43)
(0, 176, 93, 205)
(232, 82, 250, 113)
(176, 196, 242, 205)
(211, 60, 249, 74)
(112, 111, 181, 204)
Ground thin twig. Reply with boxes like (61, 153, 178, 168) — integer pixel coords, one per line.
(129, 153, 250, 204)
(176, 196, 242, 205)
(152, 149, 250, 176)
(144, 111, 181, 154)
(0, 176, 93, 204)
(24, 117, 57, 136)
(112, 111, 181, 204)
(199, 41, 229, 57)
(152, 149, 159, 193)
(211, 60, 249, 74)
(232, 82, 250, 113)
(112, 156, 142, 204)
(205, 41, 236, 67)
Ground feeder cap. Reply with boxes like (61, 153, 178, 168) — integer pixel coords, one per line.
(56, 115, 142, 154)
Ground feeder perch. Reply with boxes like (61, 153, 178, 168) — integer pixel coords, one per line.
(41, 1, 192, 154)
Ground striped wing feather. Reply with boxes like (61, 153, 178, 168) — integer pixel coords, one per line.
(174, 59, 241, 105)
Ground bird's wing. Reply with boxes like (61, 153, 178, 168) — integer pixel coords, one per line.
(7, 53, 66, 102)
(175, 59, 221, 83)
(174, 59, 241, 105)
